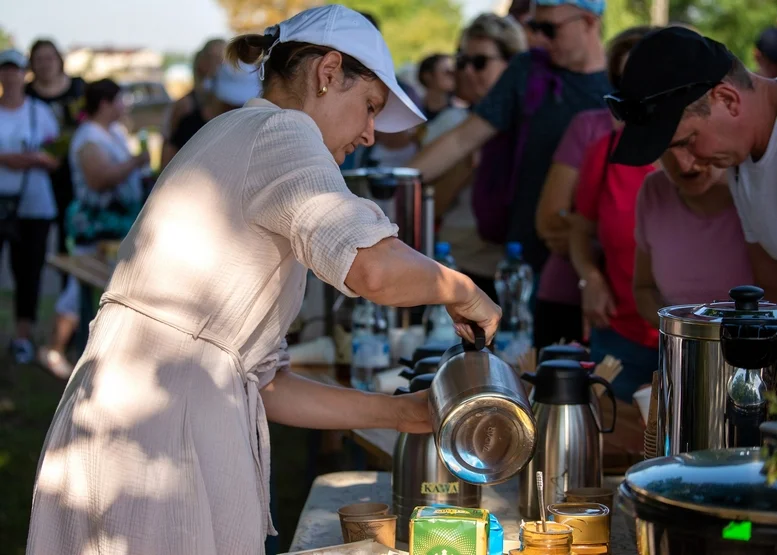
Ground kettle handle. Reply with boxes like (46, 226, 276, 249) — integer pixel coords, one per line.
(588, 375, 617, 433)
(462, 323, 487, 352)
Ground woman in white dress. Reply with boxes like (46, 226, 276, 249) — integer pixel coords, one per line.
(27, 6, 501, 555)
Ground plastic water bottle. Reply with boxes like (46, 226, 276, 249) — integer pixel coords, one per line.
(434, 241, 457, 271)
(351, 299, 390, 391)
(423, 242, 458, 342)
(494, 242, 534, 363)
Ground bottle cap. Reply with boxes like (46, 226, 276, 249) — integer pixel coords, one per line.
(506, 242, 522, 259)
(435, 242, 451, 257)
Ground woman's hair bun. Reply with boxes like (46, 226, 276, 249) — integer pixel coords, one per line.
(226, 34, 275, 67)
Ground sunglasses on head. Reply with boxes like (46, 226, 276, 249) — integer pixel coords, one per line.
(456, 54, 501, 71)
(605, 81, 718, 124)
(526, 14, 586, 40)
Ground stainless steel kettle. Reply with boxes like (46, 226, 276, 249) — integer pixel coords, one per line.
(428, 325, 537, 485)
(518, 359, 617, 520)
(392, 374, 481, 543)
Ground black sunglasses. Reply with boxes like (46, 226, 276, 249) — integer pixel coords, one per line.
(526, 14, 586, 40)
(456, 54, 501, 72)
(605, 81, 718, 124)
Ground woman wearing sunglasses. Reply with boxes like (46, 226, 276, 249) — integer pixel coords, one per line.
(533, 26, 654, 349)
(423, 13, 527, 300)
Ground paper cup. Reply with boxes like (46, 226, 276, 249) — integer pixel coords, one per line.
(337, 502, 390, 542)
(341, 514, 397, 547)
(633, 387, 651, 425)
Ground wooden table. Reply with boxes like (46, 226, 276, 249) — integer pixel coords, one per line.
(46, 254, 113, 348)
(289, 471, 637, 554)
(46, 253, 111, 290)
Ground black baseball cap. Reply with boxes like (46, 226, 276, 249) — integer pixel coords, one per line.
(606, 26, 736, 166)
(756, 27, 777, 64)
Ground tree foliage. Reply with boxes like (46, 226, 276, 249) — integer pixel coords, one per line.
(215, 0, 462, 66)
(602, 0, 777, 68)
(0, 27, 13, 51)
(216, 0, 319, 35)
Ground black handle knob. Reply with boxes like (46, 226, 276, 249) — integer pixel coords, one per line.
(462, 323, 487, 351)
(729, 285, 764, 311)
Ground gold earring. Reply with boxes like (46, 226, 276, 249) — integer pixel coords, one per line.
(317, 86, 328, 97)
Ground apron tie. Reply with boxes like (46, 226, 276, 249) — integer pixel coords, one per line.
(99, 291, 277, 536)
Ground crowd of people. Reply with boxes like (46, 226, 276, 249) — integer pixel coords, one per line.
(0, 37, 261, 377)
(9, 3, 777, 553)
(2, 1, 777, 403)
(403, 1, 777, 403)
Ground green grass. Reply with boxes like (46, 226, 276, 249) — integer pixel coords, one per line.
(0, 292, 64, 555)
(0, 291, 342, 554)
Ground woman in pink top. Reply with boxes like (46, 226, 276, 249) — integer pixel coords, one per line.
(569, 130, 658, 401)
(534, 26, 653, 348)
(633, 151, 754, 328)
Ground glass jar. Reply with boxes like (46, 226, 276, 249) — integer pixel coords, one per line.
(570, 545, 608, 554)
(548, 502, 610, 555)
(520, 521, 573, 554)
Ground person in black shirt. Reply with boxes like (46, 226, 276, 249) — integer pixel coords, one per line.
(161, 61, 261, 169)
(25, 39, 86, 282)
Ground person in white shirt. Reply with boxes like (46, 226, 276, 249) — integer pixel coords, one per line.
(38, 79, 149, 379)
(0, 49, 60, 363)
(606, 27, 777, 300)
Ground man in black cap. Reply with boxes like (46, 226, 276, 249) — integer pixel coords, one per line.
(755, 26, 777, 79)
(607, 26, 777, 298)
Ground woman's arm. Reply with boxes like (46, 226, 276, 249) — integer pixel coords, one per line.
(0, 151, 59, 171)
(0, 152, 38, 171)
(535, 162, 579, 256)
(409, 114, 496, 182)
(346, 237, 500, 343)
(261, 371, 431, 433)
(431, 156, 475, 219)
(632, 246, 663, 329)
(569, 213, 615, 328)
(78, 143, 147, 192)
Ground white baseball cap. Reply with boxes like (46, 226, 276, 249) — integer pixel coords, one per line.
(212, 61, 262, 106)
(261, 5, 426, 133)
(0, 49, 27, 69)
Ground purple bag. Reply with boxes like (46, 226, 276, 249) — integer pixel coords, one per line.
(472, 49, 562, 244)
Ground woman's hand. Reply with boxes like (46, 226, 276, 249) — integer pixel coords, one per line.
(33, 151, 60, 171)
(542, 212, 571, 256)
(446, 284, 501, 345)
(133, 152, 151, 168)
(393, 390, 433, 434)
(582, 271, 616, 329)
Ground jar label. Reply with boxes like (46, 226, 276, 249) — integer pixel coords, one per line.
(420, 481, 460, 494)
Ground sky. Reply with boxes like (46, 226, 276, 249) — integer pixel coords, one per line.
(4, 0, 498, 53)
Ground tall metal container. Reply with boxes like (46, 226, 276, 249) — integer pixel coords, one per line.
(341, 167, 434, 257)
(340, 168, 434, 329)
(657, 286, 777, 456)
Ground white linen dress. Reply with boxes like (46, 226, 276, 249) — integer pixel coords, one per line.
(26, 98, 398, 555)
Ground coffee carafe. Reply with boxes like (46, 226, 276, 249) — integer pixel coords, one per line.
(518, 359, 616, 520)
(428, 325, 537, 486)
(720, 291, 777, 448)
(392, 374, 481, 543)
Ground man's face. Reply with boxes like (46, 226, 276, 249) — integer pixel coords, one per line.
(532, 5, 591, 69)
(665, 88, 749, 171)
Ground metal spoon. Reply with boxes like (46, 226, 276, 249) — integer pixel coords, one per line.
(536, 471, 547, 532)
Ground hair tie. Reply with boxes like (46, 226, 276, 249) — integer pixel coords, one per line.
(258, 28, 281, 81)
